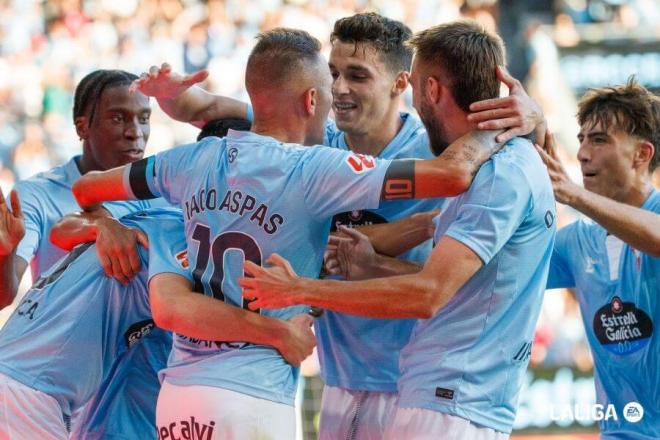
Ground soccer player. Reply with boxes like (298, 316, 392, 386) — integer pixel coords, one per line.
(0, 69, 153, 309)
(132, 13, 544, 438)
(0, 207, 314, 440)
(0, 209, 191, 440)
(72, 28, 509, 439)
(538, 80, 659, 438)
(0, 69, 172, 438)
(64, 117, 252, 440)
(240, 22, 556, 440)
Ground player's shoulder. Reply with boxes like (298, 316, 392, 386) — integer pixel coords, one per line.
(120, 207, 184, 234)
(643, 190, 660, 214)
(14, 157, 78, 195)
(489, 137, 548, 187)
(383, 113, 432, 160)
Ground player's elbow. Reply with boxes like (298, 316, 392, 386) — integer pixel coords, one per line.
(150, 290, 178, 331)
(450, 168, 473, 196)
(72, 175, 94, 208)
(412, 277, 446, 319)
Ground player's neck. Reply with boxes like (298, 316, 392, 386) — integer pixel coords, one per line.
(251, 118, 306, 145)
(621, 179, 654, 208)
(441, 108, 474, 144)
(345, 114, 403, 157)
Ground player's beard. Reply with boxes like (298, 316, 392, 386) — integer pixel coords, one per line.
(419, 99, 449, 157)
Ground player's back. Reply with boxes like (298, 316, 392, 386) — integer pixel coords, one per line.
(0, 209, 187, 420)
(149, 130, 389, 405)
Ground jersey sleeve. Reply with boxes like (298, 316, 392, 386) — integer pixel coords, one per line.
(123, 139, 218, 205)
(13, 181, 44, 264)
(443, 159, 533, 265)
(300, 146, 391, 219)
(103, 200, 157, 220)
(145, 222, 192, 283)
(546, 226, 576, 289)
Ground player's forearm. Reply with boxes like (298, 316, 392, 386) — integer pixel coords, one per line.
(295, 272, 445, 319)
(153, 288, 289, 348)
(568, 187, 660, 257)
(0, 253, 27, 309)
(50, 211, 109, 251)
(0, 253, 19, 308)
(73, 167, 133, 211)
(358, 211, 437, 257)
(157, 86, 248, 128)
(415, 129, 502, 198)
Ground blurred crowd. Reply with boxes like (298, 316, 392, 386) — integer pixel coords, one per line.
(1, 0, 659, 372)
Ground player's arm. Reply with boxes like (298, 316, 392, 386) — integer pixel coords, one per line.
(537, 132, 660, 257)
(50, 209, 149, 284)
(73, 165, 138, 212)
(351, 210, 438, 257)
(132, 63, 248, 128)
(0, 189, 28, 308)
(325, 226, 423, 280)
(150, 273, 315, 366)
(242, 236, 481, 319)
(383, 128, 502, 200)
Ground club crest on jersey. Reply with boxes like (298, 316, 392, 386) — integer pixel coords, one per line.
(593, 296, 653, 355)
(176, 250, 189, 269)
(346, 153, 375, 174)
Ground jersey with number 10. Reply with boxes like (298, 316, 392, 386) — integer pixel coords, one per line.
(126, 130, 392, 405)
(0, 208, 190, 422)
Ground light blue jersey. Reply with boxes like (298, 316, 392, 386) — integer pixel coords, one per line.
(70, 328, 173, 439)
(0, 209, 189, 428)
(547, 190, 659, 439)
(13, 155, 155, 280)
(12, 155, 170, 437)
(397, 138, 556, 434)
(127, 130, 391, 405)
(317, 113, 444, 392)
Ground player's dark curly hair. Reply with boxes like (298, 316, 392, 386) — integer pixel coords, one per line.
(578, 77, 660, 172)
(197, 118, 252, 141)
(331, 12, 413, 73)
(73, 69, 139, 126)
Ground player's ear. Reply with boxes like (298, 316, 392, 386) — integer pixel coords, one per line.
(74, 116, 89, 141)
(633, 140, 654, 170)
(425, 76, 440, 105)
(391, 71, 410, 97)
(303, 87, 317, 117)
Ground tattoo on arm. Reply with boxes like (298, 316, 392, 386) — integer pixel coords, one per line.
(381, 160, 415, 200)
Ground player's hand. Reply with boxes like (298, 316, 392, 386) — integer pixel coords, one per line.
(0, 189, 25, 257)
(240, 253, 303, 310)
(130, 62, 209, 100)
(535, 130, 581, 205)
(468, 66, 544, 143)
(325, 226, 378, 280)
(94, 217, 149, 284)
(278, 313, 316, 367)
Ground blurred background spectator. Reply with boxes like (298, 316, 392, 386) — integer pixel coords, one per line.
(1, 1, 658, 437)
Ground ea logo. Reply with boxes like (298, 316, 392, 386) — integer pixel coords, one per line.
(228, 148, 238, 163)
(623, 402, 644, 423)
